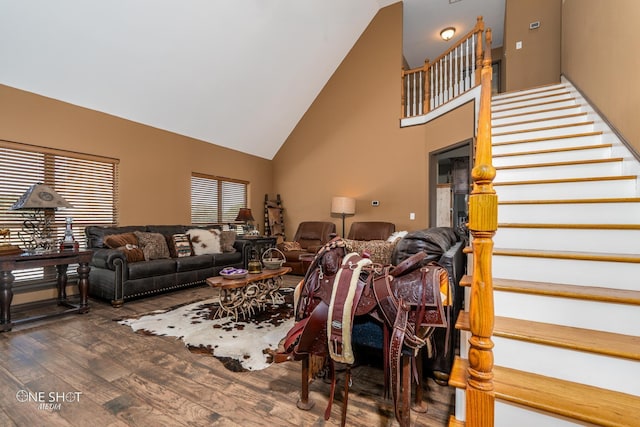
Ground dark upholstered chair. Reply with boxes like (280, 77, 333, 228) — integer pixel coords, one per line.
(280, 221, 336, 275)
(346, 221, 395, 241)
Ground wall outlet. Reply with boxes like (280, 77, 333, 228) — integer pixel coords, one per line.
(530, 21, 541, 30)
(409, 212, 415, 220)
(371, 200, 379, 206)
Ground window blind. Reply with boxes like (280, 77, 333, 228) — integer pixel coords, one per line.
(191, 173, 247, 225)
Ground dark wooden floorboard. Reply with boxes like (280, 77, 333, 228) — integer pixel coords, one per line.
(0, 276, 454, 426)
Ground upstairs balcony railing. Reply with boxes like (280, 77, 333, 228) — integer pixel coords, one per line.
(401, 16, 486, 118)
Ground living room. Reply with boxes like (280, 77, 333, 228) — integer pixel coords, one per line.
(1, 1, 639, 426)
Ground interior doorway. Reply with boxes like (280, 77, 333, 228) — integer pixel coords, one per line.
(429, 140, 472, 237)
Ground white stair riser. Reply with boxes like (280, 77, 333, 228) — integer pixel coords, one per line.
(493, 146, 612, 167)
(492, 123, 595, 143)
(492, 99, 578, 117)
(492, 337, 640, 396)
(493, 291, 640, 335)
(498, 202, 640, 224)
(493, 255, 640, 290)
(492, 114, 589, 133)
(494, 227, 640, 254)
(495, 161, 622, 182)
(492, 84, 567, 102)
(495, 178, 636, 201)
(492, 94, 573, 112)
(492, 105, 583, 126)
(493, 134, 603, 155)
(495, 401, 586, 427)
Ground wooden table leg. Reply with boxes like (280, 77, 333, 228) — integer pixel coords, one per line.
(297, 355, 315, 410)
(0, 270, 14, 331)
(56, 263, 69, 304)
(77, 262, 90, 313)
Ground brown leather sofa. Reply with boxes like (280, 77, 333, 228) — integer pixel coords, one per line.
(280, 221, 336, 275)
(346, 221, 395, 241)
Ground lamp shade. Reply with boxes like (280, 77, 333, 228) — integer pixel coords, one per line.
(235, 208, 255, 222)
(10, 183, 73, 210)
(331, 197, 356, 215)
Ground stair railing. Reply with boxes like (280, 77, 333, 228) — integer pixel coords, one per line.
(465, 28, 496, 426)
(401, 16, 485, 118)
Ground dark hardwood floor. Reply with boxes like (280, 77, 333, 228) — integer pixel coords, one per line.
(0, 276, 455, 426)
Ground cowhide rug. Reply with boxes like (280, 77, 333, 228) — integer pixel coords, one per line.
(117, 288, 294, 372)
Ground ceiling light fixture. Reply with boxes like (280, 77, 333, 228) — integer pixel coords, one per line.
(440, 27, 456, 41)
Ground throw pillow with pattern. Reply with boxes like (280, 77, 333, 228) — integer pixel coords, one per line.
(104, 232, 145, 263)
(187, 228, 222, 255)
(170, 233, 193, 257)
(133, 231, 171, 261)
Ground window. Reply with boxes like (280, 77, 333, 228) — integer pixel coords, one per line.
(0, 140, 118, 282)
(191, 173, 247, 225)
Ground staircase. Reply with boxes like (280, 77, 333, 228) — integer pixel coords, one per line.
(450, 78, 640, 426)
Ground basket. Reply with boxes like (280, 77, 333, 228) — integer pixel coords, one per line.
(262, 247, 285, 269)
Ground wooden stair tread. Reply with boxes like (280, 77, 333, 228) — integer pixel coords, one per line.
(491, 112, 588, 129)
(456, 312, 640, 360)
(492, 83, 568, 101)
(499, 197, 640, 205)
(491, 91, 572, 109)
(495, 157, 623, 170)
(493, 143, 612, 158)
(494, 174, 637, 186)
(492, 130, 602, 147)
(449, 357, 640, 427)
(493, 248, 640, 263)
(498, 222, 640, 230)
(492, 120, 594, 137)
(491, 104, 583, 121)
(459, 275, 640, 305)
(492, 97, 577, 114)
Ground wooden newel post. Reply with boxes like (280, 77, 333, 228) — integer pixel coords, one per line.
(466, 27, 496, 427)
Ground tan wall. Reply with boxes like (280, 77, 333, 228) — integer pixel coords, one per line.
(503, 0, 562, 91)
(272, 3, 476, 237)
(562, 0, 640, 155)
(0, 85, 272, 227)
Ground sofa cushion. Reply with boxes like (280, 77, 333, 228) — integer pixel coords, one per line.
(168, 233, 193, 258)
(103, 232, 145, 263)
(212, 251, 243, 266)
(146, 225, 188, 236)
(279, 241, 303, 251)
(128, 258, 176, 280)
(134, 231, 171, 261)
(175, 254, 214, 272)
(343, 238, 397, 265)
(85, 225, 145, 249)
(187, 228, 222, 255)
(220, 231, 237, 253)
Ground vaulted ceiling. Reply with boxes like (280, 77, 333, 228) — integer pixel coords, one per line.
(0, 0, 504, 160)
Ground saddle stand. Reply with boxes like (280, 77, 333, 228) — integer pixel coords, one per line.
(277, 238, 451, 427)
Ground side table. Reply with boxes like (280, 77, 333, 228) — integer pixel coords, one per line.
(0, 250, 93, 332)
(236, 236, 277, 269)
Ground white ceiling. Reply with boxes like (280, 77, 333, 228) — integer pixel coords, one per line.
(0, 0, 504, 160)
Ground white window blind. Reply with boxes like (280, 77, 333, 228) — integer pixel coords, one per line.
(0, 140, 119, 282)
(191, 173, 247, 225)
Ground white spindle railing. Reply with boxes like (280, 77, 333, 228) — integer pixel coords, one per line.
(402, 16, 485, 118)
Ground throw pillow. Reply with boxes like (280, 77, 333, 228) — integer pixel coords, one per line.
(220, 230, 237, 253)
(343, 238, 397, 265)
(103, 232, 145, 263)
(187, 228, 222, 255)
(280, 241, 303, 252)
(133, 231, 171, 261)
(169, 233, 193, 258)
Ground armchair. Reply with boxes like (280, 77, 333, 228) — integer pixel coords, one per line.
(279, 221, 336, 275)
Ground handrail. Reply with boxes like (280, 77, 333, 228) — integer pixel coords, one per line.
(465, 27, 496, 427)
(401, 16, 485, 118)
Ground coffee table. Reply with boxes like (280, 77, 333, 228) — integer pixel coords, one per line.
(206, 266, 292, 320)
